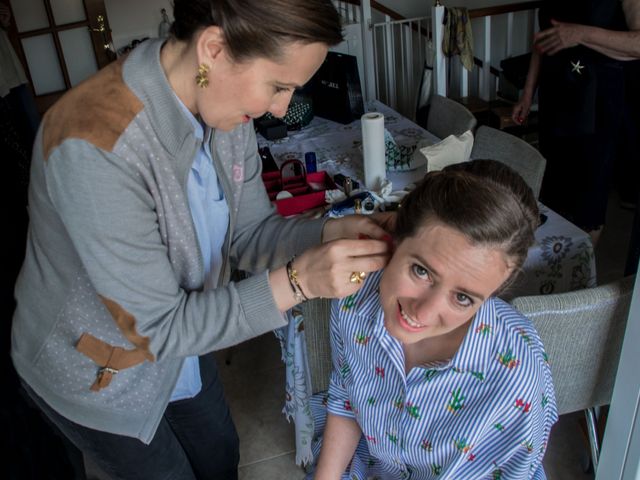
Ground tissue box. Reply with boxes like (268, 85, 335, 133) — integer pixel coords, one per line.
(262, 170, 336, 216)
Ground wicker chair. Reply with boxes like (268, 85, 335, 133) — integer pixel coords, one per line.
(470, 125, 546, 198)
(425, 94, 477, 139)
(511, 276, 635, 473)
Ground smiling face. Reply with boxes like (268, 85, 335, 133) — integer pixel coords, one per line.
(196, 40, 328, 131)
(380, 220, 513, 350)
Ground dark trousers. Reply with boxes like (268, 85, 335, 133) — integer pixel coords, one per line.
(22, 353, 239, 480)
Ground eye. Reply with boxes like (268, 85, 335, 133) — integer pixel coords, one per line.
(274, 85, 292, 94)
(454, 292, 473, 307)
(411, 263, 430, 280)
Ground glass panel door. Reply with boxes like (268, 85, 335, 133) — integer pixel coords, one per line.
(58, 27, 98, 86)
(21, 34, 66, 95)
(50, 0, 86, 25)
(6, 0, 114, 113)
(10, 0, 49, 32)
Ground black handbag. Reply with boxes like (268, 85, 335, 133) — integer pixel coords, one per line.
(310, 51, 364, 124)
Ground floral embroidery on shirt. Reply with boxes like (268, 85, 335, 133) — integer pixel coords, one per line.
(468, 453, 476, 461)
(342, 294, 357, 311)
(542, 394, 550, 408)
(375, 366, 385, 378)
(420, 439, 433, 452)
(405, 402, 421, 420)
(424, 369, 438, 381)
(393, 396, 404, 410)
(447, 387, 465, 413)
(497, 348, 520, 369)
(386, 431, 399, 445)
(494, 422, 505, 432)
(367, 396, 376, 406)
(431, 463, 443, 475)
(514, 398, 532, 413)
(470, 370, 485, 381)
(354, 332, 370, 345)
(521, 440, 534, 453)
(475, 322, 492, 335)
(492, 465, 504, 479)
(366, 434, 377, 444)
(453, 437, 473, 454)
(344, 399, 353, 411)
(517, 327, 531, 344)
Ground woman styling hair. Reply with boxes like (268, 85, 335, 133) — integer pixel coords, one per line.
(11, 1, 391, 479)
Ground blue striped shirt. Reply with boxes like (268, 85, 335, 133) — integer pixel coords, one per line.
(325, 270, 557, 479)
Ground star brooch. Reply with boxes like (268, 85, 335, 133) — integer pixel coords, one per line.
(570, 60, 585, 75)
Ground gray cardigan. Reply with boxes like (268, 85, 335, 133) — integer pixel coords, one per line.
(11, 38, 324, 443)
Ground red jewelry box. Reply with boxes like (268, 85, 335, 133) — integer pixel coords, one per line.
(261, 159, 336, 216)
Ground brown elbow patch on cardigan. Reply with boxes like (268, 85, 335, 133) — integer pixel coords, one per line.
(76, 295, 156, 391)
(98, 295, 156, 363)
(42, 58, 143, 159)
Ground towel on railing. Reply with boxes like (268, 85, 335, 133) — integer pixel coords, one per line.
(442, 7, 474, 72)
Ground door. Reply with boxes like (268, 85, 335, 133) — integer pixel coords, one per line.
(6, 0, 115, 114)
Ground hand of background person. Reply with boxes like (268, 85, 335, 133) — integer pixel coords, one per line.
(0, 3, 11, 29)
(511, 94, 533, 125)
(292, 236, 391, 300)
(534, 19, 585, 55)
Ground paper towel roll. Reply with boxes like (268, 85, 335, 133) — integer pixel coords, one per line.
(361, 112, 386, 191)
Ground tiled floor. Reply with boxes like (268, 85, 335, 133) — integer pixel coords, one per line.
(86, 191, 635, 480)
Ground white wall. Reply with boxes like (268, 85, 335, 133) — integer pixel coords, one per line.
(104, 0, 172, 51)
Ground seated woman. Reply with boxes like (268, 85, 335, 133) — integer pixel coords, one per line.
(311, 159, 558, 479)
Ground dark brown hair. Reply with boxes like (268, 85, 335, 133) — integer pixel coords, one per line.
(170, 0, 344, 61)
(395, 159, 540, 293)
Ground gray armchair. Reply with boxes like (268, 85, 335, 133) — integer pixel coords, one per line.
(425, 94, 477, 139)
(511, 276, 635, 473)
(470, 125, 546, 198)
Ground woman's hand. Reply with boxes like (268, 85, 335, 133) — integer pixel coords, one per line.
(293, 236, 390, 301)
(511, 95, 532, 125)
(321, 213, 395, 243)
(534, 19, 587, 56)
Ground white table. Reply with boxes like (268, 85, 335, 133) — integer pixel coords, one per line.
(258, 100, 440, 191)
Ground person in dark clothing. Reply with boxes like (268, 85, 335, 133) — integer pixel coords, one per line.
(512, 0, 640, 245)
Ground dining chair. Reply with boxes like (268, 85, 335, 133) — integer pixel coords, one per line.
(470, 125, 546, 198)
(425, 94, 477, 139)
(511, 275, 635, 474)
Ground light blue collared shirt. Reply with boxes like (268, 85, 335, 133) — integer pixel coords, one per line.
(170, 99, 229, 402)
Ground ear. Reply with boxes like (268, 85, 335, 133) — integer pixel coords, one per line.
(196, 25, 226, 66)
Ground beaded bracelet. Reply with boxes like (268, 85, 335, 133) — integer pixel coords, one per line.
(286, 257, 309, 303)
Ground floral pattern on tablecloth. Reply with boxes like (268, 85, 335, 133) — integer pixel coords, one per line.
(274, 308, 315, 466)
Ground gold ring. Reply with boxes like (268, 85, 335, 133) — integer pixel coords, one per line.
(349, 271, 367, 284)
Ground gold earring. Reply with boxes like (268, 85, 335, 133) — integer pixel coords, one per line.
(196, 63, 210, 88)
